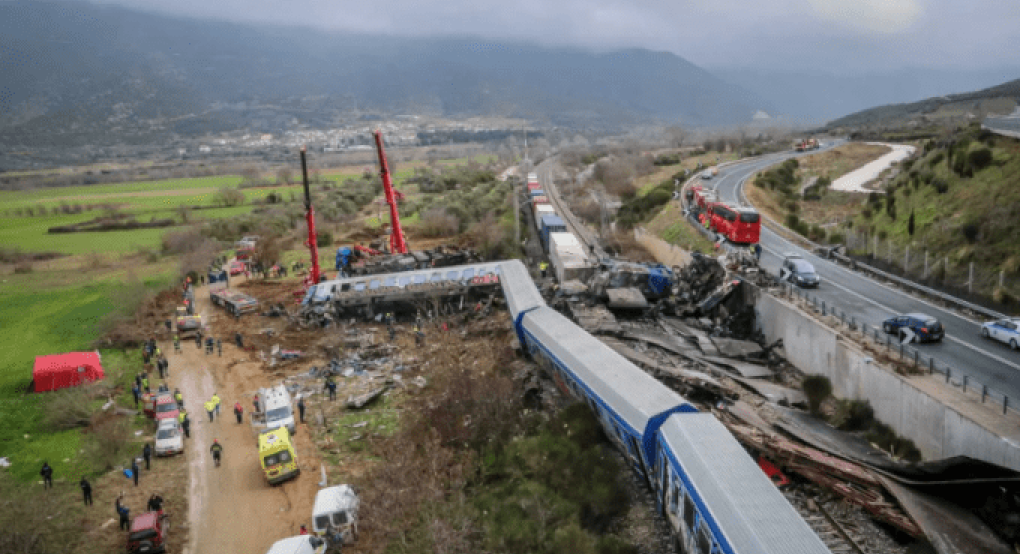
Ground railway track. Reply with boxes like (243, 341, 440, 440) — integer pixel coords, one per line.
(535, 163, 607, 261)
(788, 493, 871, 554)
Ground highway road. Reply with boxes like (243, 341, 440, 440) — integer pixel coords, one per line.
(708, 146, 1020, 403)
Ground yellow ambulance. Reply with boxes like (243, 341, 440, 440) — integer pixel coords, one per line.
(258, 426, 299, 485)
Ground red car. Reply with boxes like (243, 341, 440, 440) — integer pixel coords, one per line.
(229, 261, 246, 276)
(145, 393, 179, 423)
(127, 511, 168, 554)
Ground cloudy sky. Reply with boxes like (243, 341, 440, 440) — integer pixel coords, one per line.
(86, 0, 1019, 73)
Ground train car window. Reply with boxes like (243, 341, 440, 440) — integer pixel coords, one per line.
(446, 270, 459, 280)
(413, 274, 426, 284)
(340, 283, 351, 292)
(683, 494, 696, 531)
(739, 212, 760, 223)
(384, 277, 398, 287)
(353, 283, 366, 292)
(398, 276, 412, 286)
(670, 483, 680, 514)
(431, 273, 443, 283)
(462, 268, 475, 280)
(697, 524, 712, 554)
(369, 279, 381, 290)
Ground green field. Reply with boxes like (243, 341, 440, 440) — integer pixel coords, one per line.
(0, 270, 172, 482)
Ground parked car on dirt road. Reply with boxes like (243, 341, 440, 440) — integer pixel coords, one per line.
(883, 312, 945, 343)
(154, 418, 184, 457)
(151, 393, 180, 423)
(264, 535, 325, 554)
(127, 511, 168, 554)
(981, 317, 1020, 350)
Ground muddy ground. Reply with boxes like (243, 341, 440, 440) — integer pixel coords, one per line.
(171, 275, 323, 553)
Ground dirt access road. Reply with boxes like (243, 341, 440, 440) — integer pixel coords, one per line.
(165, 277, 322, 554)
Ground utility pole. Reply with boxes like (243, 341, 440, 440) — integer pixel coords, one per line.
(523, 125, 529, 164)
(513, 176, 520, 247)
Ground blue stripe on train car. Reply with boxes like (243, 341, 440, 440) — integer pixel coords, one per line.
(520, 312, 695, 471)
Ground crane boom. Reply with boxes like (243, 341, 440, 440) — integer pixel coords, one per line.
(373, 130, 408, 254)
(300, 146, 321, 285)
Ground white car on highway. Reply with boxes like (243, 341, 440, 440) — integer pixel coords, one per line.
(981, 318, 1020, 350)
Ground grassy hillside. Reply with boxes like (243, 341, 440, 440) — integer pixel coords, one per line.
(848, 125, 1020, 300)
(745, 143, 895, 242)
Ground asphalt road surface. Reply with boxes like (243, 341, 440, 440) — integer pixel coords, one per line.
(709, 145, 1020, 403)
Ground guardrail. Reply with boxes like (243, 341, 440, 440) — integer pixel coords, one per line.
(734, 163, 1006, 321)
(778, 282, 1020, 419)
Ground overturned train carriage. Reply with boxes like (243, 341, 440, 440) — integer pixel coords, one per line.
(302, 262, 504, 320)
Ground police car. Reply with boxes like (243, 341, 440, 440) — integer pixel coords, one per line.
(980, 318, 1020, 350)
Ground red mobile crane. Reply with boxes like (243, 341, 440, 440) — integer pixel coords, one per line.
(373, 130, 408, 254)
(300, 146, 321, 286)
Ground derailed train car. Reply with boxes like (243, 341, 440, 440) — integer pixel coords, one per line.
(497, 260, 830, 554)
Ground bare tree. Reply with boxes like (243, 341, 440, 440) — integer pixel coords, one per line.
(241, 166, 261, 187)
(665, 126, 687, 150)
(276, 167, 293, 185)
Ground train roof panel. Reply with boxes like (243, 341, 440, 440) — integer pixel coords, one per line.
(660, 414, 830, 554)
(522, 307, 690, 432)
(498, 260, 544, 320)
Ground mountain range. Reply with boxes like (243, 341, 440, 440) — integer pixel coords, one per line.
(821, 78, 1020, 130)
(0, 0, 767, 148)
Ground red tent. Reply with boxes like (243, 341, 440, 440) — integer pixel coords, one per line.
(32, 352, 104, 393)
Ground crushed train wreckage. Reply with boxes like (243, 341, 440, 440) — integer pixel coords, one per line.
(279, 248, 1020, 554)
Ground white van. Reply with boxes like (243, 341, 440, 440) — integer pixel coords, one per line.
(252, 384, 297, 435)
(312, 485, 360, 542)
(264, 535, 325, 554)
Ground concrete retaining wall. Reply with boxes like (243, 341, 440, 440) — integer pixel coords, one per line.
(757, 293, 1020, 471)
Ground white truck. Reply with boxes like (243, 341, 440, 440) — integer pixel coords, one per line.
(251, 384, 297, 436)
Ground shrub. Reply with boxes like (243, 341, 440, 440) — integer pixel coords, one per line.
(13, 262, 33, 274)
(861, 207, 873, 219)
(929, 152, 945, 166)
(827, 232, 845, 245)
(84, 417, 132, 471)
(962, 223, 979, 243)
(419, 207, 460, 237)
(968, 147, 993, 170)
(214, 187, 245, 207)
(808, 225, 825, 242)
(802, 375, 833, 416)
(878, 229, 888, 240)
(316, 230, 333, 247)
(831, 399, 874, 431)
(908, 210, 915, 236)
(785, 213, 800, 229)
(653, 153, 682, 166)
